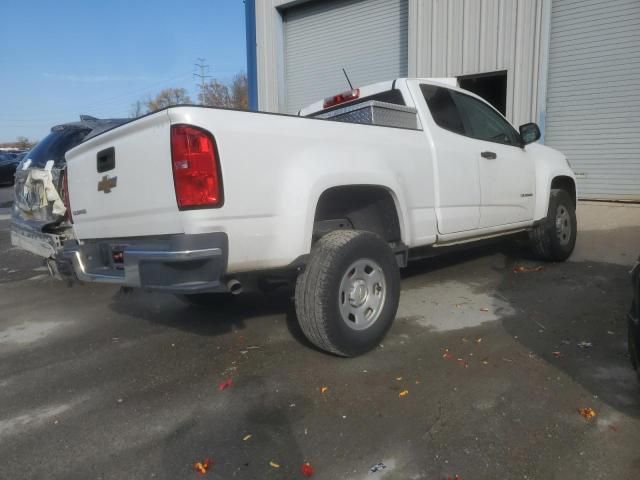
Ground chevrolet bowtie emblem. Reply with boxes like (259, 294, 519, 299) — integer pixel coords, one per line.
(97, 175, 118, 193)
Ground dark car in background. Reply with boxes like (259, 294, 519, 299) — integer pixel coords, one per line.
(0, 151, 24, 185)
(630, 259, 640, 381)
(10, 116, 127, 273)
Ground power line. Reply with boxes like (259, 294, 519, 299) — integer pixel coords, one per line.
(193, 58, 212, 104)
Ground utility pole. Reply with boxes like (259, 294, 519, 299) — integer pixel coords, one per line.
(193, 58, 212, 105)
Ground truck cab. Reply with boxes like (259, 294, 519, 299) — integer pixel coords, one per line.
(302, 78, 575, 244)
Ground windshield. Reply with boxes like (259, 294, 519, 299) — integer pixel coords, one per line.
(23, 128, 90, 168)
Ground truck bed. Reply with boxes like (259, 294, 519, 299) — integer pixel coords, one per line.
(65, 105, 435, 274)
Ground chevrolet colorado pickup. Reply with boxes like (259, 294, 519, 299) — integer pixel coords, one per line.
(59, 78, 577, 356)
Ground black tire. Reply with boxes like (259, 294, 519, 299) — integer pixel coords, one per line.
(294, 230, 400, 357)
(529, 189, 577, 262)
(178, 292, 235, 308)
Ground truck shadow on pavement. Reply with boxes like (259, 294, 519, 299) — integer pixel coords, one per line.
(108, 288, 296, 340)
(109, 231, 640, 420)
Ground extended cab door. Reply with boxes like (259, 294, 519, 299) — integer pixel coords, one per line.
(415, 83, 481, 234)
(449, 90, 536, 228)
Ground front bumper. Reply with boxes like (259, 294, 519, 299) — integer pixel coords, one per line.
(59, 232, 229, 293)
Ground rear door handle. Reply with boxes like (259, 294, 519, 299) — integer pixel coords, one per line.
(481, 151, 497, 160)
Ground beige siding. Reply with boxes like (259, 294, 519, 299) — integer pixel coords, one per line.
(409, 0, 548, 126)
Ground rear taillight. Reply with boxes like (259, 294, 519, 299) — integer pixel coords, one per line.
(323, 88, 360, 109)
(63, 170, 72, 223)
(170, 125, 223, 209)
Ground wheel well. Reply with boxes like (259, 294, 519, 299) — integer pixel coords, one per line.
(313, 186, 402, 244)
(551, 176, 576, 206)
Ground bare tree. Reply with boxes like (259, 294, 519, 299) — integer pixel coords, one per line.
(145, 88, 192, 112)
(15, 136, 35, 150)
(230, 73, 248, 110)
(199, 73, 248, 110)
(131, 73, 248, 115)
(199, 80, 232, 108)
(129, 100, 146, 118)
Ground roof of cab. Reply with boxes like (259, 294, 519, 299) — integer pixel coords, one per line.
(298, 77, 459, 117)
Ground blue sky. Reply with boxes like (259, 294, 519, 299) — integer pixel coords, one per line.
(0, 0, 247, 142)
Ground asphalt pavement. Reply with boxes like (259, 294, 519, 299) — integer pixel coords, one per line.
(1, 186, 639, 479)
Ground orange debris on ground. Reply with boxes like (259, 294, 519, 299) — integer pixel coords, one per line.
(578, 407, 597, 420)
(193, 458, 212, 476)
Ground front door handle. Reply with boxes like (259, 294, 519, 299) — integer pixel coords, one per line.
(481, 151, 497, 160)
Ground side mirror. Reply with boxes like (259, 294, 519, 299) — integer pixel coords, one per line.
(519, 123, 541, 145)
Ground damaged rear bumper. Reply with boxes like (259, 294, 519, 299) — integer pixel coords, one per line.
(59, 232, 229, 293)
(10, 218, 69, 259)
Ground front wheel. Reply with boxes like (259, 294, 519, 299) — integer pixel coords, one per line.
(294, 230, 400, 357)
(529, 189, 577, 261)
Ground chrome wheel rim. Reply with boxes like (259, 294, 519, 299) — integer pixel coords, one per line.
(555, 205, 572, 246)
(338, 258, 387, 331)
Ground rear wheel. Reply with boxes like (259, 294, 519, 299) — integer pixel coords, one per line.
(294, 230, 400, 357)
(529, 189, 577, 261)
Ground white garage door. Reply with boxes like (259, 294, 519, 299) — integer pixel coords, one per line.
(545, 0, 640, 200)
(283, 0, 408, 114)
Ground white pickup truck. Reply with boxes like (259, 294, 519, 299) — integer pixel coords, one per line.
(60, 78, 576, 356)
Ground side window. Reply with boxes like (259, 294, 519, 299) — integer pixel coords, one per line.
(420, 84, 465, 135)
(451, 91, 521, 147)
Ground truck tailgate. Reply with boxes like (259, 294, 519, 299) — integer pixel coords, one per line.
(66, 111, 183, 240)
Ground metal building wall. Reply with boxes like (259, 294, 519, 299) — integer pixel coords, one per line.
(283, 0, 408, 114)
(409, 0, 548, 128)
(254, 0, 410, 113)
(254, 0, 291, 112)
(544, 0, 640, 200)
(253, 0, 548, 126)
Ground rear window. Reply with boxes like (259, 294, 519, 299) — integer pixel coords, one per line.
(420, 84, 465, 135)
(24, 128, 89, 168)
